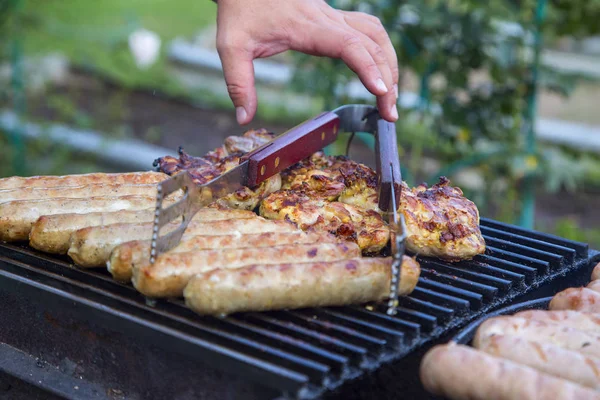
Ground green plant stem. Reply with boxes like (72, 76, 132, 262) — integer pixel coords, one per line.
(519, 0, 547, 229)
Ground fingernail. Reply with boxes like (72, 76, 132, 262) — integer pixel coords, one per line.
(393, 84, 399, 99)
(390, 104, 399, 121)
(375, 78, 388, 94)
(236, 106, 248, 124)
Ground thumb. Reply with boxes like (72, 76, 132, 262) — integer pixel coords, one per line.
(217, 45, 257, 125)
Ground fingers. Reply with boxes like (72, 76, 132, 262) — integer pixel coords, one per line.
(342, 12, 399, 90)
(339, 33, 391, 98)
(351, 29, 398, 122)
(342, 12, 399, 122)
(216, 41, 257, 125)
(296, 25, 389, 97)
(300, 15, 399, 122)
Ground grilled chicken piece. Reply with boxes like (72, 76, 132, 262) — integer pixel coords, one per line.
(224, 128, 275, 153)
(333, 156, 381, 210)
(400, 177, 485, 260)
(154, 131, 281, 210)
(259, 191, 390, 253)
(281, 169, 345, 201)
(265, 154, 485, 260)
(280, 152, 345, 201)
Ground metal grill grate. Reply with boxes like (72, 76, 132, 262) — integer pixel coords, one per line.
(0, 218, 597, 399)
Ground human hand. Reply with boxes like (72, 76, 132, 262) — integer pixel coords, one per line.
(215, 0, 399, 125)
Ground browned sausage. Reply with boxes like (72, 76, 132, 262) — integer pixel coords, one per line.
(591, 262, 600, 281)
(419, 343, 600, 400)
(0, 183, 161, 203)
(474, 316, 600, 358)
(476, 333, 600, 390)
(515, 310, 600, 333)
(0, 195, 163, 242)
(549, 287, 600, 313)
(133, 242, 363, 298)
(0, 171, 167, 190)
(108, 230, 335, 282)
(29, 208, 255, 254)
(68, 217, 297, 268)
(183, 256, 420, 316)
(588, 280, 600, 294)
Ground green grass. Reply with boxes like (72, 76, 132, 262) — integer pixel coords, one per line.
(20, 0, 216, 92)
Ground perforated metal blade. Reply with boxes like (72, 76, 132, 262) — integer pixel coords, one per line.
(150, 165, 249, 263)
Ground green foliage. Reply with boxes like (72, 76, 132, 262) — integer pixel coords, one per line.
(292, 0, 599, 224)
(544, 0, 600, 38)
(550, 218, 600, 249)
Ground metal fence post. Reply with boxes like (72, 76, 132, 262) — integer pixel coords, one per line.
(519, 0, 547, 229)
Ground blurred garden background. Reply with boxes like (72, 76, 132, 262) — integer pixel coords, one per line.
(1, 0, 599, 246)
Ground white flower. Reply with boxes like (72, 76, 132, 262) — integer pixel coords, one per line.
(128, 29, 161, 69)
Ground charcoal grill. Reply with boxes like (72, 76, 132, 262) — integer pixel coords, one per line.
(0, 218, 598, 400)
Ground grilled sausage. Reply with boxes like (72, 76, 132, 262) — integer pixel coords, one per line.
(29, 208, 256, 254)
(68, 217, 298, 268)
(183, 255, 420, 316)
(592, 262, 600, 281)
(0, 171, 167, 190)
(108, 231, 335, 282)
(0, 195, 163, 242)
(476, 334, 600, 390)
(515, 310, 600, 333)
(133, 242, 363, 298)
(419, 343, 600, 400)
(549, 287, 600, 313)
(474, 316, 600, 358)
(0, 183, 161, 203)
(588, 280, 600, 294)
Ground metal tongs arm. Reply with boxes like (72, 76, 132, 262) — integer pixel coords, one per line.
(385, 167, 407, 315)
(336, 104, 406, 315)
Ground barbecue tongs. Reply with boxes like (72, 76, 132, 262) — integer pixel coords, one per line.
(151, 104, 407, 315)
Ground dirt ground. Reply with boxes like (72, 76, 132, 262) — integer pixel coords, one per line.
(15, 71, 600, 242)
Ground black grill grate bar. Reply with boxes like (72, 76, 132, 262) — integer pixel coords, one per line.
(417, 278, 483, 311)
(422, 261, 512, 293)
(389, 306, 438, 333)
(455, 260, 526, 285)
(485, 247, 550, 274)
(0, 256, 322, 389)
(3, 245, 140, 297)
(483, 237, 564, 268)
(129, 300, 336, 384)
(419, 268, 498, 301)
(477, 254, 537, 283)
(164, 300, 359, 376)
(226, 316, 350, 376)
(243, 314, 369, 363)
(344, 306, 420, 338)
(313, 309, 406, 345)
(278, 311, 388, 350)
(295, 309, 403, 346)
(480, 217, 589, 257)
(481, 226, 576, 261)
(397, 296, 454, 324)
(410, 287, 470, 315)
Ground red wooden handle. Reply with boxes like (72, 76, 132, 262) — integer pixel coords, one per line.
(243, 112, 340, 187)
